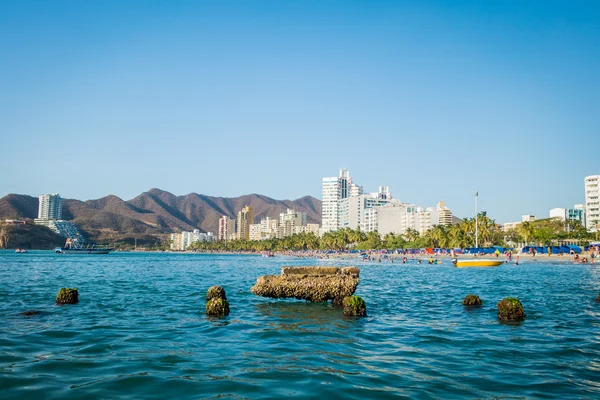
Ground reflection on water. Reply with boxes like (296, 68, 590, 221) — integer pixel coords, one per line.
(0, 251, 600, 398)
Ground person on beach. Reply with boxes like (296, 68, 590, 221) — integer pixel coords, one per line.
(516, 255, 520, 265)
(548, 246, 552, 256)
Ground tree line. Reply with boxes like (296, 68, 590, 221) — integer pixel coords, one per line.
(186, 213, 598, 252)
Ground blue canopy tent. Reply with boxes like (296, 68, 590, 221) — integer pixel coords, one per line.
(565, 245, 582, 254)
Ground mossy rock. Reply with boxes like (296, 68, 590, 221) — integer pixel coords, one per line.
(497, 297, 525, 322)
(55, 288, 79, 305)
(206, 286, 227, 301)
(462, 294, 482, 306)
(595, 294, 600, 302)
(206, 298, 230, 317)
(342, 295, 367, 317)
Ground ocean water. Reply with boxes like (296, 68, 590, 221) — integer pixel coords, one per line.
(1, 251, 600, 399)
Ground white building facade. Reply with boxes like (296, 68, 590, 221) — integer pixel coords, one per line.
(37, 193, 62, 220)
(321, 169, 362, 233)
(171, 229, 214, 251)
(218, 216, 236, 241)
(585, 175, 600, 231)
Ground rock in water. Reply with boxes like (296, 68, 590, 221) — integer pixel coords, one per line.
(251, 266, 360, 303)
(497, 297, 525, 322)
(595, 294, 600, 302)
(55, 288, 79, 305)
(205, 286, 229, 316)
(207, 286, 227, 301)
(462, 294, 482, 306)
(206, 298, 230, 316)
(22, 310, 41, 316)
(342, 296, 367, 316)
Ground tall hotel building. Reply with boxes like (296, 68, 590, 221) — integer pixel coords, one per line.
(237, 205, 254, 240)
(218, 215, 236, 241)
(585, 175, 600, 231)
(321, 169, 362, 233)
(37, 193, 62, 221)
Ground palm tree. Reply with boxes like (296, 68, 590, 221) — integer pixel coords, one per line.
(519, 222, 535, 246)
(404, 228, 420, 243)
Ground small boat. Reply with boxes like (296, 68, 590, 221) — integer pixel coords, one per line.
(55, 238, 113, 254)
(453, 258, 503, 268)
(15, 247, 28, 253)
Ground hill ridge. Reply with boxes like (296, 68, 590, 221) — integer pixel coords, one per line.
(0, 189, 322, 243)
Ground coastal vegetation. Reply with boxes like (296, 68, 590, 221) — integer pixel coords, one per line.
(187, 213, 597, 252)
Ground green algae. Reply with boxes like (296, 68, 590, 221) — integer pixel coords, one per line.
(497, 297, 525, 322)
(55, 288, 79, 305)
(342, 295, 367, 317)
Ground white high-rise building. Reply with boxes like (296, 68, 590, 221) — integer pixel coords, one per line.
(322, 169, 361, 233)
(585, 175, 600, 231)
(37, 193, 62, 220)
(218, 216, 235, 241)
(436, 201, 453, 226)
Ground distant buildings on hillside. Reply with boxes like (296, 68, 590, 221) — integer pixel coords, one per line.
(33, 193, 82, 240)
(214, 205, 319, 242)
(321, 169, 457, 237)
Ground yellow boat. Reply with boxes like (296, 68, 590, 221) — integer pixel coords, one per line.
(453, 259, 503, 268)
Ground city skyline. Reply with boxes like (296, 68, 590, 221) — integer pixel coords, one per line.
(1, 1, 599, 223)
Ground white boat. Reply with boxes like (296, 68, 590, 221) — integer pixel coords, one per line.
(453, 258, 502, 268)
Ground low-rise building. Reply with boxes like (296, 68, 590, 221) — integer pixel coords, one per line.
(171, 229, 214, 250)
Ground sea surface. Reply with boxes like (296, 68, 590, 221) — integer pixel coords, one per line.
(1, 251, 600, 399)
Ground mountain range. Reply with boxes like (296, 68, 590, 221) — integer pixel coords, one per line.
(0, 189, 322, 244)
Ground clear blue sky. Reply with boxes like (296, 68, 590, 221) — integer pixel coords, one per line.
(1, 1, 598, 223)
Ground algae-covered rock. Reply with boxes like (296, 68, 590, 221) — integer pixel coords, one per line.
(462, 294, 482, 306)
(343, 296, 367, 317)
(206, 298, 230, 316)
(55, 288, 79, 305)
(207, 286, 227, 301)
(251, 274, 359, 302)
(595, 294, 600, 302)
(251, 266, 360, 303)
(497, 297, 525, 322)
